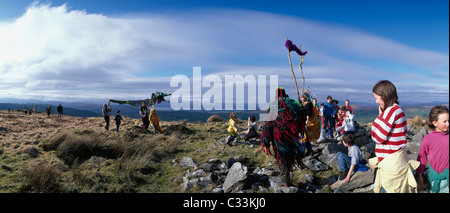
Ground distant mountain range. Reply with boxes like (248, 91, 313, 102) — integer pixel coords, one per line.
(1, 99, 448, 123)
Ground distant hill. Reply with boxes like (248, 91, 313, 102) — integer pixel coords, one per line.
(2, 101, 447, 124)
(0, 103, 99, 117)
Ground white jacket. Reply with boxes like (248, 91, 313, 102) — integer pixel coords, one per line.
(336, 112, 355, 132)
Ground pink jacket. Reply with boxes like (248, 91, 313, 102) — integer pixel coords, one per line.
(416, 131, 449, 174)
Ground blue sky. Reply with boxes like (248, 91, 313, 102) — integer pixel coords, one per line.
(0, 0, 448, 107)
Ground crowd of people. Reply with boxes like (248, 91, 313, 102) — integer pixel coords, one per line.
(230, 80, 448, 193)
(102, 102, 165, 134)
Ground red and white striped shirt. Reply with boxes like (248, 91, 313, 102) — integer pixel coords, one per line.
(371, 104, 407, 162)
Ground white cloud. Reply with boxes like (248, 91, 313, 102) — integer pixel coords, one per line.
(0, 3, 447, 105)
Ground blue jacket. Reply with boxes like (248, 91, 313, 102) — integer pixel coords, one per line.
(323, 102, 336, 118)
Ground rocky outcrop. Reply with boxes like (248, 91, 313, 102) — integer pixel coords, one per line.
(176, 122, 429, 193)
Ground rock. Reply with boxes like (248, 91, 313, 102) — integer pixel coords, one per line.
(226, 157, 237, 168)
(303, 156, 329, 171)
(301, 174, 314, 183)
(330, 169, 374, 193)
(258, 185, 269, 193)
(208, 158, 220, 164)
(412, 127, 429, 142)
(317, 153, 339, 170)
(268, 176, 298, 193)
(322, 143, 347, 155)
(352, 184, 374, 193)
(199, 163, 212, 172)
(200, 173, 218, 184)
(213, 187, 224, 193)
(180, 157, 197, 167)
(354, 127, 367, 137)
(353, 135, 371, 147)
(223, 162, 248, 193)
(256, 167, 280, 176)
(187, 169, 206, 178)
(406, 142, 421, 155)
(360, 142, 376, 162)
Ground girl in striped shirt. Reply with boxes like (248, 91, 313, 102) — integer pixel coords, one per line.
(371, 80, 407, 162)
(371, 80, 417, 193)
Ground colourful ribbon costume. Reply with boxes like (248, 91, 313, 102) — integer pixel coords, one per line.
(260, 87, 307, 183)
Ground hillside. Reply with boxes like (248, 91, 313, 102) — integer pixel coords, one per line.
(0, 108, 431, 193)
(0, 110, 272, 192)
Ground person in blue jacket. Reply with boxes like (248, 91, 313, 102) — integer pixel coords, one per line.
(323, 95, 336, 139)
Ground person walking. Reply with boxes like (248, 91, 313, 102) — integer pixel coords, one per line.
(102, 103, 112, 130)
(57, 104, 63, 119)
(140, 102, 150, 130)
(46, 105, 51, 117)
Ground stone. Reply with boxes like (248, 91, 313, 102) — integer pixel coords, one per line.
(199, 163, 212, 172)
(226, 157, 237, 168)
(213, 187, 224, 193)
(330, 169, 374, 193)
(322, 143, 347, 155)
(180, 157, 197, 167)
(188, 169, 206, 178)
(412, 127, 429, 142)
(406, 142, 421, 155)
(303, 156, 329, 171)
(223, 162, 248, 193)
(269, 176, 298, 193)
(353, 135, 371, 147)
(318, 153, 339, 170)
(208, 158, 220, 164)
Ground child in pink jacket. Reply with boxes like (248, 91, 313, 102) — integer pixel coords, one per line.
(416, 105, 449, 193)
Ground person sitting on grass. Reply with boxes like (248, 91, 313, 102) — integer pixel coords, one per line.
(244, 115, 258, 141)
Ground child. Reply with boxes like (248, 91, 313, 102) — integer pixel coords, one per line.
(371, 80, 407, 161)
(337, 134, 368, 182)
(416, 105, 449, 193)
(227, 112, 239, 146)
(150, 109, 165, 134)
(335, 106, 346, 136)
(336, 107, 355, 135)
(345, 99, 353, 115)
(244, 115, 258, 141)
(114, 110, 123, 132)
(370, 80, 417, 193)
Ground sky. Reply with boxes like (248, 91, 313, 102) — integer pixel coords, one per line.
(0, 0, 448, 108)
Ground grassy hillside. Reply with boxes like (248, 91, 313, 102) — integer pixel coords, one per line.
(0, 110, 272, 193)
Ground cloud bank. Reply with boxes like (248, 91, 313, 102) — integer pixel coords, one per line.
(0, 3, 448, 105)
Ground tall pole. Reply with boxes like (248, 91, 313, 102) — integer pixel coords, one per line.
(287, 38, 301, 103)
